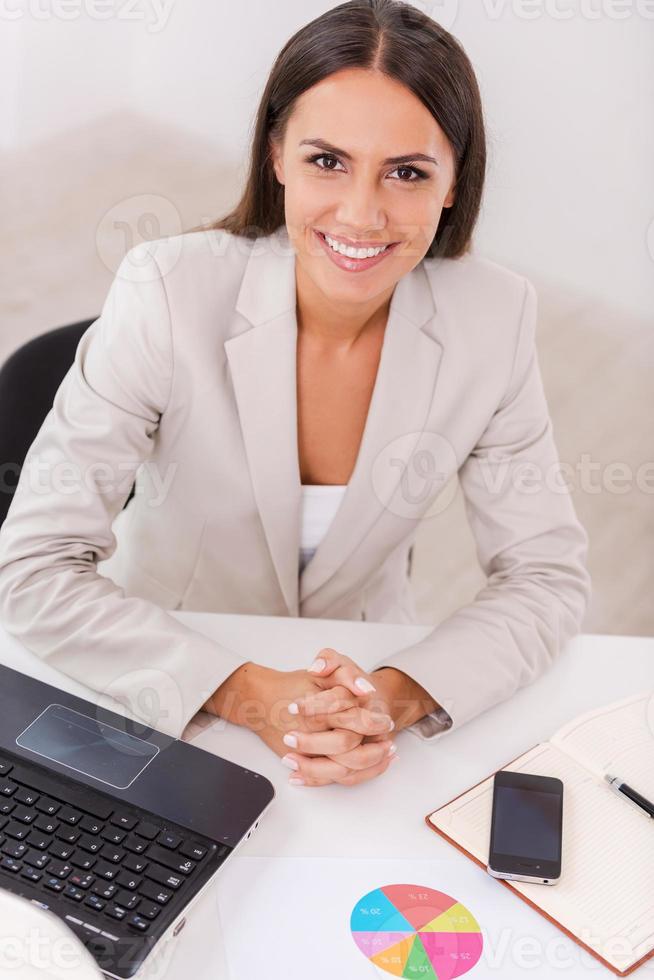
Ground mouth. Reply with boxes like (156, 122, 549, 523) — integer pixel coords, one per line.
(313, 229, 400, 273)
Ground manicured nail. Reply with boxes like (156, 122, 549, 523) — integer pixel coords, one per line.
(355, 677, 376, 693)
(289, 777, 305, 785)
(387, 742, 397, 755)
(283, 732, 299, 749)
(388, 718, 395, 731)
(281, 754, 299, 770)
(288, 702, 299, 715)
(308, 657, 326, 673)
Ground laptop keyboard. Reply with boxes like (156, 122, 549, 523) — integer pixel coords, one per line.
(0, 754, 230, 942)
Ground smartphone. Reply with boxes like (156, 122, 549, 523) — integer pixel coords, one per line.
(487, 769, 563, 885)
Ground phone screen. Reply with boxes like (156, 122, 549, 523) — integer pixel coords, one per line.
(488, 771, 563, 879)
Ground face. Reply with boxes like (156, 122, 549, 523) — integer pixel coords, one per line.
(269, 68, 457, 316)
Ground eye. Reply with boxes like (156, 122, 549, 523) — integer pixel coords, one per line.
(307, 153, 428, 182)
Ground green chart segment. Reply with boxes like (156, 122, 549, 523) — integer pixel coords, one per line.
(350, 884, 483, 979)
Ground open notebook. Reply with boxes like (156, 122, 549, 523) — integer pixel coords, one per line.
(426, 690, 654, 976)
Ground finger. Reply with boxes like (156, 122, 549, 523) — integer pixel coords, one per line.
(289, 684, 360, 719)
(282, 752, 350, 787)
(336, 751, 399, 787)
(282, 727, 363, 757)
(306, 648, 377, 698)
(328, 736, 396, 771)
(326, 705, 395, 737)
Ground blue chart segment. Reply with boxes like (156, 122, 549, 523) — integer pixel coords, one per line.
(350, 884, 483, 979)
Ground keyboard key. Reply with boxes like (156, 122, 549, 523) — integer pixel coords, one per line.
(101, 826, 125, 845)
(115, 889, 140, 910)
(47, 861, 73, 879)
(145, 845, 196, 876)
(105, 904, 127, 922)
(64, 885, 84, 902)
(124, 834, 148, 855)
(0, 760, 13, 776)
(20, 865, 43, 883)
(69, 872, 94, 889)
(85, 894, 106, 912)
(4, 820, 29, 840)
(26, 830, 51, 851)
(55, 827, 80, 844)
(78, 835, 103, 854)
(25, 849, 50, 870)
(144, 863, 182, 890)
(58, 807, 82, 826)
(123, 854, 148, 874)
(79, 815, 103, 835)
(110, 813, 137, 831)
(156, 831, 181, 850)
(0, 801, 14, 815)
(14, 788, 39, 806)
(0, 856, 21, 873)
(34, 815, 58, 835)
(100, 845, 125, 864)
(2, 840, 27, 859)
(126, 913, 149, 932)
(0, 780, 17, 797)
(139, 879, 172, 905)
(92, 881, 117, 900)
(49, 841, 75, 861)
(35, 797, 60, 816)
(45, 876, 65, 892)
(73, 854, 97, 871)
(180, 840, 207, 861)
(12, 805, 36, 824)
(94, 862, 118, 881)
(134, 821, 159, 841)
(116, 869, 140, 890)
(137, 900, 161, 920)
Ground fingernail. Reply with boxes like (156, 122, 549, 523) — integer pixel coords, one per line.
(387, 742, 397, 755)
(388, 718, 395, 731)
(289, 777, 305, 785)
(308, 657, 326, 673)
(283, 732, 299, 748)
(281, 754, 299, 770)
(355, 677, 376, 693)
(288, 702, 299, 715)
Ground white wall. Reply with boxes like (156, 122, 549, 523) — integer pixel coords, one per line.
(3, 0, 653, 320)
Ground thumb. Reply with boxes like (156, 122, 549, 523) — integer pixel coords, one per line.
(307, 647, 342, 677)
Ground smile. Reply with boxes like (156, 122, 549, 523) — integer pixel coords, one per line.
(313, 229, 400, 273)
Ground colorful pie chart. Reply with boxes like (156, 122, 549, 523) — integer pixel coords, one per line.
(350, 884, 483, 979)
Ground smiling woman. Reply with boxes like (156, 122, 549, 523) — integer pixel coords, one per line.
(0, 0, 591, 791)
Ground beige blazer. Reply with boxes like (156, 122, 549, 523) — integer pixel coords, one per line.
(0, 226, 591, 741)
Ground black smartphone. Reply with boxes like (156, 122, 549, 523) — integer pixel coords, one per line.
(487, 769, 563, 885)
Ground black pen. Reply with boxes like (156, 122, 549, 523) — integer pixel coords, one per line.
(604, 773, 654, 819)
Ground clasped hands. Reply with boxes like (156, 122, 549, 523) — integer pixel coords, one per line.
(204, 648, 437, 788)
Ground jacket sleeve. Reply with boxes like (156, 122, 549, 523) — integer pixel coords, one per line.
(0, 243, 250, 739)
(370, 276, 592, 740)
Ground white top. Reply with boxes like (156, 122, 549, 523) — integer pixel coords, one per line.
(299, 484, 347, 574)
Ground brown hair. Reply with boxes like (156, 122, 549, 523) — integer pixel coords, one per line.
(194, 0, 486, 259)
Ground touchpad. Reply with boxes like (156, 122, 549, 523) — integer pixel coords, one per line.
(16, 704, 159, 790)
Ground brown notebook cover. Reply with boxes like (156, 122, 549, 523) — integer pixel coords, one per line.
(425, 744, 654, 977)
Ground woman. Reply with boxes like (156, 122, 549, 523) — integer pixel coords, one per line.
(0, 0, 591, 789)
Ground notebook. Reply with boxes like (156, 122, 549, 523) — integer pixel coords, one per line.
(425, 690, 654, 977)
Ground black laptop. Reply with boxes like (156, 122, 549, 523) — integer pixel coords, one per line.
(0, 663, 275, 978)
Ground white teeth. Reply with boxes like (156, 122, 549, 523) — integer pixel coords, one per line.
(323, 233, 389, 260)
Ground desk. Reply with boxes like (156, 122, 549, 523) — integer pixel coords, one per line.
(1, 613, 652, 979)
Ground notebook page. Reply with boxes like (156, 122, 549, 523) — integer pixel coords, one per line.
(549, 690, 654, 795)
(429, 741, 654, 973)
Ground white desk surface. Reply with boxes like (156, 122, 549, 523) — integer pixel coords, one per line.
(1, 613, 652, 979)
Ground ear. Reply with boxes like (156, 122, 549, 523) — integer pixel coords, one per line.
(443, 187, 455, 209)
(269, 138, 285, 186)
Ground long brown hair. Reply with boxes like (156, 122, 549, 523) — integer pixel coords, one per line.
(194, 0, 486, 259)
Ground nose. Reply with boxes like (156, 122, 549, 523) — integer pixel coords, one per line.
(333, 173, 387, 237)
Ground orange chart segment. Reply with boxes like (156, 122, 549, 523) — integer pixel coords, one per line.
(350, 885, 483, 980)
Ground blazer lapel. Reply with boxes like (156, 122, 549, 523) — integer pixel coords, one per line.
(224, 226, 445, 618)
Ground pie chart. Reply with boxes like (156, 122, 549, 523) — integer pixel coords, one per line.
(350, 884, 483, 979)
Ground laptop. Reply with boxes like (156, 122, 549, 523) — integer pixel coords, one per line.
(0, 663, 275, 979)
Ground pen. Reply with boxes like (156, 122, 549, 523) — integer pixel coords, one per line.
(604, 773, 654, 819)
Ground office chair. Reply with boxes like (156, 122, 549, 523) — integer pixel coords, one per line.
(0, 319, 135, 530)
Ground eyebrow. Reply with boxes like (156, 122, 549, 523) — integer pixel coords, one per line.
(298, 138, 439, 167)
